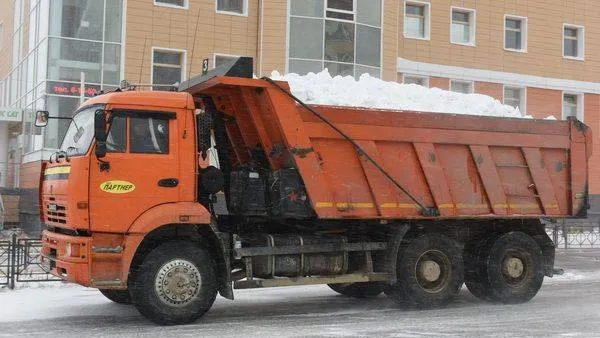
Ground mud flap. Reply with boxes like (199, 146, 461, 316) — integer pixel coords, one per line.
(215, 232, 235, 300)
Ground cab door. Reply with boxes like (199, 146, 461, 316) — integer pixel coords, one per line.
(89, 110, 180, 233)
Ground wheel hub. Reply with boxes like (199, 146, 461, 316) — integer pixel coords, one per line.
(155, 259, 201, 306)
(415, 250, 451, 293)
(420, 260, 442, 282)
(504, 257, 524, 278)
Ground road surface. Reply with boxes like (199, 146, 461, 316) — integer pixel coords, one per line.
(0, 249, 599, 338)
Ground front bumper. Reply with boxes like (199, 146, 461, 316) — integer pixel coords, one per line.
(41, 229, 128, 288)
(41, 230, 92, 286)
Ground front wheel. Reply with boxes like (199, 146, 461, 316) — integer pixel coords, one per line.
(328, 282, 383, 298)
(99, 289, 132, 304)
(129, 241, 218, 325)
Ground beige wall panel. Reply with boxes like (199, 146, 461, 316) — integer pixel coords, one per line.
(258, 0, 287, 75)
(0, 0, 14, 78)
(124, 0, 259, 84)
(399, 0, 600, 82)
(382, 0, 400, 81)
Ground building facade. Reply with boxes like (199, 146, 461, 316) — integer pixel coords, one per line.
(0, 0, 599, 233)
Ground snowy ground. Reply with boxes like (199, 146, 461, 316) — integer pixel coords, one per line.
(1, 250, 600, 338)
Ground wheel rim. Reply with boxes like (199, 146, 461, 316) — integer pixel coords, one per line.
(501, 249, 530, 287)
(154, 259, 202, 307)
(415, 250, 452, 293)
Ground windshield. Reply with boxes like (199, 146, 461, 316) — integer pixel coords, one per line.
(59, 105, 104, 156)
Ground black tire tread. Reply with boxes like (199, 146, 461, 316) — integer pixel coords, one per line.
(99, 289, 132, 304)
(327, 282, 383, 298)
(387, 233, 464, 309)
(129, 240, 218, 325)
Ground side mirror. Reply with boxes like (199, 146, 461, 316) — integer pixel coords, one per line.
(35, 111, 49, 127)
(196, 112, 213, 160)
(94, 109, 107, 158)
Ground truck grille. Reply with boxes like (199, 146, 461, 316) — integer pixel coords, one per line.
(44, 197, 67, 225)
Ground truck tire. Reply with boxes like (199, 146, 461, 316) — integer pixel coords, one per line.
(129, 240, 218, 325)
(482, 231, 545, 304)
(99, 289, 132, 304)
(388, 234, 463, 308)
(463, 235, 499, 301)
(327, 282, 383, 298)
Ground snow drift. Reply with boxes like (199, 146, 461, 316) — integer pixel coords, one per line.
(271, 70, 530, 119)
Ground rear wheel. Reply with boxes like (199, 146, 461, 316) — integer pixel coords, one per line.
(485, 232, 545, 303)
(99, 289, 132, 304)
(464, 235, 498, 301)
(464, 232, 544, 304)
(387, 234, 463, 308)
(328, 282, 383, 298)
(129, 241, 218, 325)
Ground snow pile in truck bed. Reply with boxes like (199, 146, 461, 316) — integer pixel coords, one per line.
(271, 70, 531, 119)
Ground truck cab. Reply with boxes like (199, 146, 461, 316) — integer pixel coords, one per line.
(40, 90, 212, 289)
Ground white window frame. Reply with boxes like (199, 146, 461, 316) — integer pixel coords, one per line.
(450, 7, 476, 46)
(150, 47, 188, 86)
(153, 0, 189, 10)
(504, 14, 527, 53)
(562, 92, 584, 121)
(404, 0, 430, 41)
(502, 85, 527, 114)
(215, 0, 249, 17)
(325, 0, 356, 23)
(402, 74, 429, 87)
(213, 53, 240, 69)
(450, 79, 474, 94)
(563, 24, 585, 61)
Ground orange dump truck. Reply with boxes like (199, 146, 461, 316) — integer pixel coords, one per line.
(39, 58, 591, 325)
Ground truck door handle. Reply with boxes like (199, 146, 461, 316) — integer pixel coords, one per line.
(158, 178, 179, 187)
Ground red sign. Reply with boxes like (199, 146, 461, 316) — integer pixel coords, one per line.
(46, 81, 102, 97)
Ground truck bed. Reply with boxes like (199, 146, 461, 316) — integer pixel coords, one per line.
(185, 76, 592, 220)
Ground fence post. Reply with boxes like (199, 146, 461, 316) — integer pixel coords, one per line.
(553, 223, 559, 247)
(9, 232, 16, 289)
(562, 220, 568, 249)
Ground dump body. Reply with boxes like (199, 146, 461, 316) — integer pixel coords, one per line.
(186, 76, 592, 220)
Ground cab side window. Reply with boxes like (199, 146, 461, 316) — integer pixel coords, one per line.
(129, 117, 169, 154)
(106, 116, 126, 153)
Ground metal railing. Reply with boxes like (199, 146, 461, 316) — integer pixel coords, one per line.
(0, 232, 60, 289)
(547, 223, 600, 249)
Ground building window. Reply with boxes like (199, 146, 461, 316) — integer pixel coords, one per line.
(154, 0, 188, 9)
(503, 86, 526, 113)
(326, 0, 354, 21)
(504, 15, 527, 52)
(216, 0, 247, 16)
(563, 93, 583, 121)
(213, 54, 239, 68)
(451, 7, 475, 45)
(450, 80, 473, 94)
(404, 1, 429, 40)
(288, 0, 382, 79)
(152, 48, 186, 87)
(403, 74, 428, 87)
(564, 25, 585, 60)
